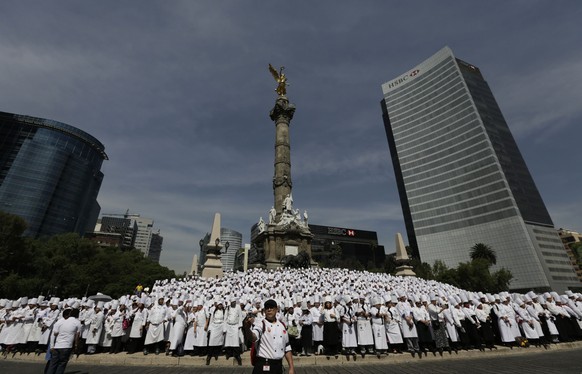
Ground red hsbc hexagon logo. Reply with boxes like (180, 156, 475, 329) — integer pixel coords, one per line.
(347, 230, 355, 236)
(410, 69, 420, 77)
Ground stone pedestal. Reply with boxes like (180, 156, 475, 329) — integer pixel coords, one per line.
(257, 222, 315, 269)
(201, 253, 224, 278)
(394, 232, 416, 277)
(395, 264, 417, 277)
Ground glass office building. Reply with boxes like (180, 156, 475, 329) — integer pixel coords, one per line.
(219, 228, 242, 272)
(380, 47, 579, 292)
(0, 111, 107, 238)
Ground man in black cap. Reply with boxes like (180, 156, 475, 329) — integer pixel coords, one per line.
(245, 299, 295, 374)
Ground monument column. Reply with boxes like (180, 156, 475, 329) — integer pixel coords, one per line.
(248, 64, 314, 269)
(270, 96, 295, 221)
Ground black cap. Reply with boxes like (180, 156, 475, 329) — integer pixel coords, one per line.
(264, 299, 278, 309)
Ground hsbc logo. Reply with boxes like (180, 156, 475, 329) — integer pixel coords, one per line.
(327, 227, 357, 237)
(386, 69, 421, 89)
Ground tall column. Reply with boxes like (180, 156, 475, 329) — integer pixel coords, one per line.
(270, 96, 296, 222)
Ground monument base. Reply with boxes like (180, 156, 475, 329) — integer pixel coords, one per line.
(395, 265, 416, 277)
(252, 222, 314, 269)
(201, 253, 224, 279)
(248, 263, 267, 270)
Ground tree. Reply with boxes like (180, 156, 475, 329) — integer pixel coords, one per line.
(426, 251, 512, 293)
(410, 258, 433, 280)
(0, 213, 177, 299)
(470, 243, 497, 265)
(570, 242, 582, 262)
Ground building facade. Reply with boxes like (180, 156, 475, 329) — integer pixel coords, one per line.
(93, 212, 163, 263)
(98, 215, 138, 249)
(219, 227, 242, 272)
(558, 228, 582, 284)
(148, 231, 163, 263)
(309, 224, 385, 270)
(380, 47, 580, 292)
(0, 111, 107, 238)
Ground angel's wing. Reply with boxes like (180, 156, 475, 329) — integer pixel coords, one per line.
(268, 64, 280, 81)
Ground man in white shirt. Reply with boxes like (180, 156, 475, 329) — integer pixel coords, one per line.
(46, 308, 81, 374)
(245, 299, 295, 374)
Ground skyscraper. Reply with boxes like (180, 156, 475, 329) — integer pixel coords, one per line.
(95, 212, 163, 263)
(380, 47, 580, 292)
(0, 111, 106, 238)
(220, 227, 242, 272)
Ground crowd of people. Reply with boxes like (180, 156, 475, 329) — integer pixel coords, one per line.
(1, 267, 582, 366)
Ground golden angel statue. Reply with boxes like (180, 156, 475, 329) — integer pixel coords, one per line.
(268, 63, 288, 96)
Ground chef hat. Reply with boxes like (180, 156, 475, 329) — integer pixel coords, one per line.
(526, 291, 536, 299)
(460, 293, 468, 303)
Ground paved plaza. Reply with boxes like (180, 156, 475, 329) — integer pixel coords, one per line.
(2, 342, 582, 374)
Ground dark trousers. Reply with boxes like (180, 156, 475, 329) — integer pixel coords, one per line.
(46, 348, 72, 374)
(110, 336, 123, 353)
(225, 345, 241, 358)
(253, 356, 283, 374)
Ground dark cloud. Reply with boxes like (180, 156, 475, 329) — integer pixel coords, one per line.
(1, 1, 580, 273)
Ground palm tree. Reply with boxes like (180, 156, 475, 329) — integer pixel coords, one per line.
(470, 243, 496, 265)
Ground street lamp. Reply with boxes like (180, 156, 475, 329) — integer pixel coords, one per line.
(224, 241, 230, 254)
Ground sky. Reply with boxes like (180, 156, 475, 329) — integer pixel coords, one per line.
(1, 1, 581, 274)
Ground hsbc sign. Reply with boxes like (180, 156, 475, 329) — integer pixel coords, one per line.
(385, 69, 421, 90)
(327, 227, 356, 237)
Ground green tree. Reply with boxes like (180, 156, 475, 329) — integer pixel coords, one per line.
(428, 252, 512, 293)
(0, 213, 177, 299)
(570, 242, 582, 263)
(470, 243, 497, 265)
(410, 258, 433, 280)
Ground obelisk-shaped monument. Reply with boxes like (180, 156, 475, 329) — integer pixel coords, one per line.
(394, 232, 416, 277)
(201, 213, 224, 278)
